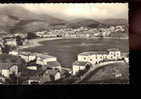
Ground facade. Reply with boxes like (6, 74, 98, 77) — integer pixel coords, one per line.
(19, 52, 36, 62)
(72, 61, 89, 75)
(107, 48, 121, 60)
(78, 51, 109, 64)
(73, 49, 121, 75)
(35, 53, 57, 65)
(77, 49, 121, 65)
(26, 66, 38, 71)
(4, 38, 17, 47)
(9, 50, 19, 56)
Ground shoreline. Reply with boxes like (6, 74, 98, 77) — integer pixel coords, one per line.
(18, 37, 62, 49)
(18, 37, 128, 50)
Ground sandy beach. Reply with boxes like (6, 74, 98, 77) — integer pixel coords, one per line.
(18, 37, 62, 49)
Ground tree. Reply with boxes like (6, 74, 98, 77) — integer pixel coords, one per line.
(27, 32, 38, 39)
(1, 45, 10, 54)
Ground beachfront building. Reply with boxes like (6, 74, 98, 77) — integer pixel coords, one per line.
(72, 49, 121, 75)
(77, 49, 121, 64)
(77, 51, 109, 64)
(107, 48, 121, 60)
(72, 61, 90, 75)
(0, 63, 18, 78)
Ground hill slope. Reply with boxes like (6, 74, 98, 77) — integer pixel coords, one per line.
(0, 5, 66, 33)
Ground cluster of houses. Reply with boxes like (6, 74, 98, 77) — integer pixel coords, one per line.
(12, 50, 63, 84)
(0, 44, 64, 84)
(34, 25, 127, 39)
(72, 48, 129, 75)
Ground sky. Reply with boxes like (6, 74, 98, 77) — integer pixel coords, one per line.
(0, 3, 128, 20)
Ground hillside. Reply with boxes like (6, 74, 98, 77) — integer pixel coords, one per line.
(85, 62, 129, 84)
(98, 18, 128, 25)
(0, 5, 128, 34)
(0, 5, 66, 33)
(67, 18, 109, 28)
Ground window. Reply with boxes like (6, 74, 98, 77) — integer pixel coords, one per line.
(84, 57, 86, 60)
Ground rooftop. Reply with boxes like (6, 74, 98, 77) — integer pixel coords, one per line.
(79, 51, 108, 56)
(47, 61, 61, 68)
(0, 63, 17, 69)
(108, 48, 120, 51)
(33, 53, 56, 59)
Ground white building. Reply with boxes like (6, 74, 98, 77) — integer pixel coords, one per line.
(72, 61, 90, 75)
(77, 49, 121, 64)
(19, 52, 37, 62)
(78, 51, 109, 64)
(107, 48, 121, 60)
(35, 53, 57, 65)
(9, 50, 19, 56)
(26, 66, 38, 71)
(4, 38, 17, 47)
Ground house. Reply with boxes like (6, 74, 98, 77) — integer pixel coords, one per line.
(72, 61, 90, 75)
(47, 61, 62, 71)
(9, 50, 19, 56)
(4, 38, 17, 47)
(107, 48, 121, 60)
(0, 63, 18, 78)
(35, 53, 57, 65)
(19, 52, 36, 62)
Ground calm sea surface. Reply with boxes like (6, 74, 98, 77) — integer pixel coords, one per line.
(22, 38, 129, 68)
